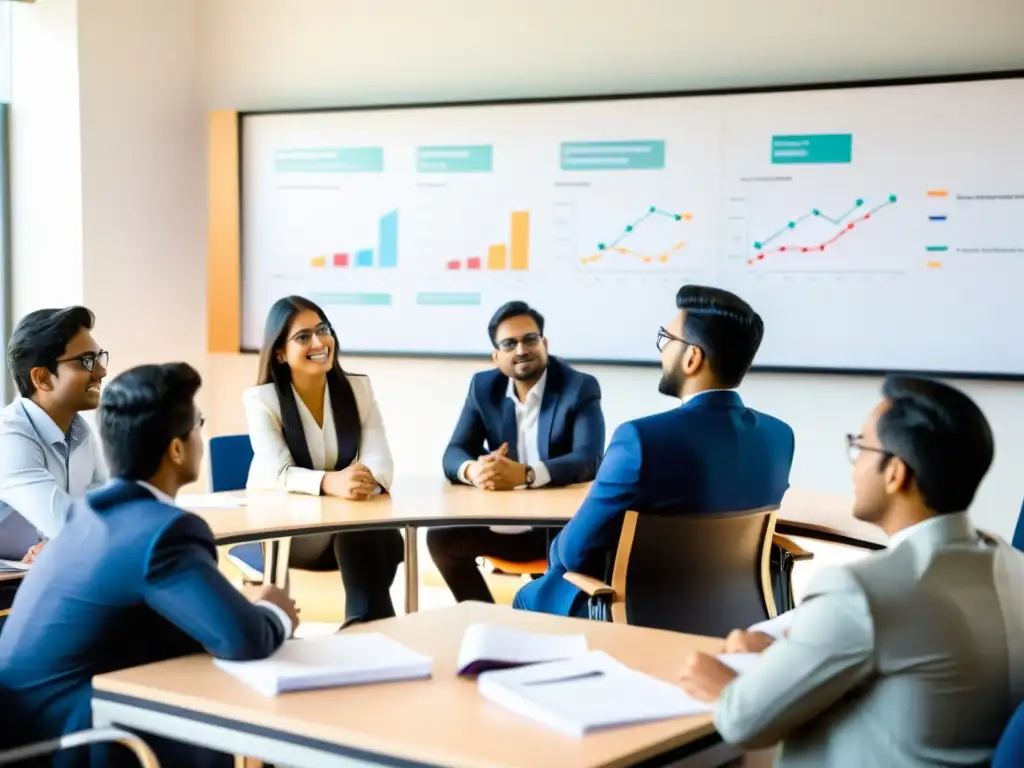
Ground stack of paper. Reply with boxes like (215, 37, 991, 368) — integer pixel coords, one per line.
(214, 633, 433, 697)
(176, 494, 248, 510)
(456, 623, 589, 675)
(477, 650, 710, 737)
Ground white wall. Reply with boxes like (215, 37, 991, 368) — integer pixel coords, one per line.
(197, 0, 1024, 537)
(7, 0, 1024, 535)
(9, 0, 84, 318)
(76, 0, 206, 385)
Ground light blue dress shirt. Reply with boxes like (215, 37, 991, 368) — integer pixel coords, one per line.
(0, 398, 107, 558)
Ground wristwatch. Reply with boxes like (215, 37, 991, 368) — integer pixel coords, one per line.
(524, 465, 536, 488)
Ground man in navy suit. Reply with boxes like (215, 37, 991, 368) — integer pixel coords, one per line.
(427, 301, 606, 602)
(514, 285, 795, 617)
(0, 363, 298, 767)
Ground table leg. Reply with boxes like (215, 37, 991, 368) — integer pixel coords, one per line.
(403, 525, 418, 614)
(274, 538, 291, 590)
(261, 540, 275, 587)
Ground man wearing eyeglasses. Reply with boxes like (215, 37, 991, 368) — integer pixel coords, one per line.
(678, 377, 1024, 767)
(513, 284, 794, 617)
(427, 300, 606, 603)
(0, 306, 109, 561)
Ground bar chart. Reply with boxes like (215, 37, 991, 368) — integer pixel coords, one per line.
(310, 209, 399, 269)
(444, 210, 530, 271)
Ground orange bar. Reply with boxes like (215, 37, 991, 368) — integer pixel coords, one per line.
(926, 261, 942, 268)
(510, 211, 529, 270)
(926, 190, 949, 197)
(487, 244, 507, 270)
(311, 255, 326, 267)
(207, 110, 241, 353)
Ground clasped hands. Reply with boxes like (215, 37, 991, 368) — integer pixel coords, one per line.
(321, 462, 379, 500)
(466, 443, 527, 491)
(677, 629, 777, 702)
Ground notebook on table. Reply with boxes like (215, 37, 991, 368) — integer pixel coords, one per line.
(477, 650, 711, 738)
(455, 622, 589, 676)
(214, 632, 433, 697)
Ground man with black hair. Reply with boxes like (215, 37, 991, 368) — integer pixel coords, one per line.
(427, 300, 606, 603)
(0, 306, 109, 560)
(513, 285, 794, 617)
(679, 376, 1024, 767)
(0, 363, 296, 767)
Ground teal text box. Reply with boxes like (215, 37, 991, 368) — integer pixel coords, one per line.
(417, 145, 493, 173)
(560, 140, 665, 171)
(416, 292, 482, 306)
(275, 147, 384, 173)
(308, 292, 392, 306)
(771, 134, 852, 164)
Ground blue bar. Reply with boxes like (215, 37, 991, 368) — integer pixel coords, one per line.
(275, 147, 384, 173)
(928, 215, 947, 221)
(355, 249, 374, 268)
(308, 292, 392, 306)
(416, 292, 482, 306)
(378, 210, 398, 268)
(560, 140, 665, 171)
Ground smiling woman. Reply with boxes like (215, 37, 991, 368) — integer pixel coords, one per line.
(242, 295, 403, 625)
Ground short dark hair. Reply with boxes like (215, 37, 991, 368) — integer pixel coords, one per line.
(676, 285, 763, 388)
(7, 306, 95, 397)
(876, 376, 993, 515)
(98, 363, 202, 481)
(487, 301, 545, 347)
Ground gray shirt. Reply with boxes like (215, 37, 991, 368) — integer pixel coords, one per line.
(0, 398, 107, 558)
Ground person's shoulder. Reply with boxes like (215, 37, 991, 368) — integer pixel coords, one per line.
(467, 366, 504, 394)
(552, 358, 599, 390)
(243, 382, 280, 409)
(745, 407, 794, 437)
(0, 399, 31, 434)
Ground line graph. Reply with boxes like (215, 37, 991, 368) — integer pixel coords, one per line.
(748, 194, 898, 265)
(581, 206, 693, 265)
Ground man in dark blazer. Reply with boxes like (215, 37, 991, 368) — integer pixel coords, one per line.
(514, 285, 795, 617)
(0, 363, 297, 768)
(427, 301, 606, 603)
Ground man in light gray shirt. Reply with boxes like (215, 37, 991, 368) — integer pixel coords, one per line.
(679, 376, 1024, 767)
(0, 306, 108, 560)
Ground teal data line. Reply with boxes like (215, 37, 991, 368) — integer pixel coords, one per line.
(598, 206, 689, 251)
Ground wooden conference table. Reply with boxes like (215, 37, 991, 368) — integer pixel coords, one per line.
(92, 602, 739, 768)
(184, 478, 885, 613)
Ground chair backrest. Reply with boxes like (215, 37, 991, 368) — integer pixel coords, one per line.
(993, 700, 1024, 768)
(611, 506, 779, 636)
(208, 434, 255, 493)
(1012, 496, 1024, 553)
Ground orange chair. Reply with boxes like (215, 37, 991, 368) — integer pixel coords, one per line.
(484, 557, 548, 577)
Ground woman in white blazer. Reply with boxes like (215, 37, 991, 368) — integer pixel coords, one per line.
(243, 295, 403, 624)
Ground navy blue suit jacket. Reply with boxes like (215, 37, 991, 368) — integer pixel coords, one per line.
(0, 480, 287, 767)
(514, 391, 796, 616)
(442, 357, 605, 487)
(1012, 496, 1024, 552)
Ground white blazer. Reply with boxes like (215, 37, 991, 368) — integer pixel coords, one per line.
(242, 375, 394, 496)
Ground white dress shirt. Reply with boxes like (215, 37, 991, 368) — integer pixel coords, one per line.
(0, 398, 107, 557)
(136, 479, 294, 638)
(243, 376, 394, 496)
(682, 388, 736, 404)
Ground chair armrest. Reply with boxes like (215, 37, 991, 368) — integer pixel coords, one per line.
(563, 572, 614, 597)
(0, 727, 160, 767)
(773, 534, 814, 561)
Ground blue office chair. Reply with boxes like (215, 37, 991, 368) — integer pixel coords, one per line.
(208, 434, 264, 582)
(1012, 496, 1024, 553)
(993, 700, 1024, 767)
